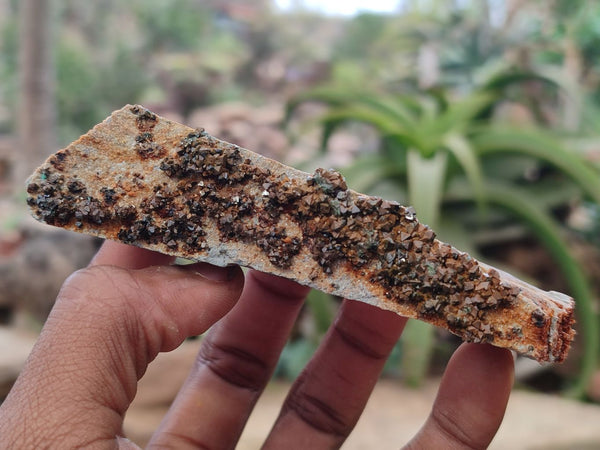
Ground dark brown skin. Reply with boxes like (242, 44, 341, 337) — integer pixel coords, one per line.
(0, 241, 514, 449)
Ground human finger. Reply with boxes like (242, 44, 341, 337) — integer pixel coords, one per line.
(263, 299, 407, 449)
(90, 240, 173, 268)
(0, 262, 243, 448)
(404, 343, 514, 450)
(148, 270, 310, 449)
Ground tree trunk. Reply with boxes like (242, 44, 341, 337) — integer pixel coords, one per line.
(16, 0, 56, 187)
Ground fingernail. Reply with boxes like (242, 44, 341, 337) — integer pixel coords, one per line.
(186, 263, 238, 282)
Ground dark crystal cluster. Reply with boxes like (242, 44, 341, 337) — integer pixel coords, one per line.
(157, 132, 521, 343)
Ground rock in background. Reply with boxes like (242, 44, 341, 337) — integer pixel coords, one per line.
(0, 220, 100, 324)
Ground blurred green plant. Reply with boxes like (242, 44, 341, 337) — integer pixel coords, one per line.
(275, 289, 336, 379)
(530, 0, 600, 107)
(0, 1, 253, 143)
(133, 0, 211, 52)
(285, 70, 600, 396)
(56, 37, 105, 140)
(335, 12, 391, 62)
(275, 289, 406, 380)
(0, 15, 18, 132)
(55, 35, 150, 143)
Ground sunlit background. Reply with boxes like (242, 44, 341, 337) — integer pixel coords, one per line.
(275, 0, 400, 15)
(1, 0, 600, 447)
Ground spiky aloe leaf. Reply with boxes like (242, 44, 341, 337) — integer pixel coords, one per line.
(318, 106, 424, 150)
(471, 127, 600, 205)
(339, 154, 403, 193)
(284, 86, 359, 128)
(443, 133, 486, 213)
(407, 150, 448, 228)
(421, 93, 494, 140)
(482, 70, 560, 93)
(305, 289, 337, 337)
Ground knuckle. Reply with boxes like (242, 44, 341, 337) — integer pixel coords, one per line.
(53, 265, 148, 359)
(248, 270, 309, 302)
(332, 320, 389, 361)
(281, 374, 351, 438)
(430, 407, 482, 450)
(59, 266, 124, 303)
(59, 265, 143, 312)
(196, 338, 270, 392)
(59, 266, 106, 298)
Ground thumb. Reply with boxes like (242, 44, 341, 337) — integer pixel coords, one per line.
(0, 263, 244, 448)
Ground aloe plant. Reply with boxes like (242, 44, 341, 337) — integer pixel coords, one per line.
(285, 71, 600, 394)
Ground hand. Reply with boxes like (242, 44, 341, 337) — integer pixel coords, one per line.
(0, 241, 514, 449)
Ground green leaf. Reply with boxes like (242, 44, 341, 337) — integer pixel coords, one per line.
(318, 107, 423, 151)
(427, 93, 495, 138)
(366, 179, 408, 204)
(352, 94, 417, 129)
(471, 127, 600, 205)
(305, 289, 336, 337)
(319, 118, 343, 153)
(443, 133, 486, 214)
(400, 320, 436, 387)
(407, 150, 447, 227)
(284, 86, 355, 126)
(414, 93, 495, 157)
(482, 70, 559, 93)
(318, 107, 396, 134)
(276, 339, 318, 380)
(340, 154, 402, 193)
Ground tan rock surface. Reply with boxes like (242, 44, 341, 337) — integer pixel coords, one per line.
(26, 105, 575, 362)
